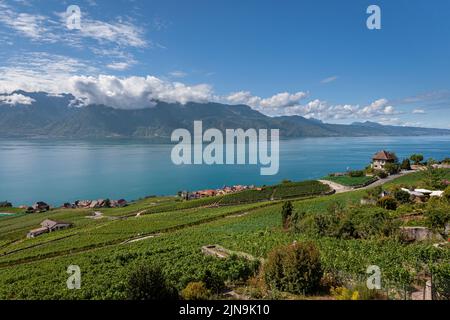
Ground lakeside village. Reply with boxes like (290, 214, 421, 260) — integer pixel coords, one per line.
(1, 150, 449, 240)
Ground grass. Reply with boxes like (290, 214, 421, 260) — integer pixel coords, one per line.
(0, 169, 447, 300)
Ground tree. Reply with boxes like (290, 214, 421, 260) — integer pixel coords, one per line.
(281, 201, 293, 229)
(264, 242, 323, 295)
(384, 163, 400, 175)
(400, 159, 411, 171)
(126, 263, 178, 300)
(410, 154, 424, 165)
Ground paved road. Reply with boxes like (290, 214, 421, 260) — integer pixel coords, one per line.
(320, 171, 416, 194)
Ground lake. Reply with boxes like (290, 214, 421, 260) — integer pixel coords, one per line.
(0, 136, 449, 206)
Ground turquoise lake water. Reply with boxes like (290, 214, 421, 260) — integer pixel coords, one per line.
(0, 136, 449, 206)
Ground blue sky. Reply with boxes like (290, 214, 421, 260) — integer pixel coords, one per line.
(0, 0, 449, 128)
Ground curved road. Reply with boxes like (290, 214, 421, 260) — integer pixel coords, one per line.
(320, 171, 416, 194)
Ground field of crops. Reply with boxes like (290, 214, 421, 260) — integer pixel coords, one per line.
(273, 180, 331, 199)
(0, 170, 448, 300)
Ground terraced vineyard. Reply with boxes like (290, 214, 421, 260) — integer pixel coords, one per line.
(0, 172, 448, 300)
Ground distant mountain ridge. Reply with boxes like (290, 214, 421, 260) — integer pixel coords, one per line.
(1, 91, 449, 140)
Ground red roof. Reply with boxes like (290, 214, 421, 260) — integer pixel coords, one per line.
(373, 150, 396, 161)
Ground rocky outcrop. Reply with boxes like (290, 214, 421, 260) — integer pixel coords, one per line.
(400, 227, 443, 242)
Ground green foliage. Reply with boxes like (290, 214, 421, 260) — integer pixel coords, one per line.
(181, 282, 210, 300)
(272, 181, 331, 200)
(401, 159, 411, 170)
(444, 186, 450, 203)
(264, 242, 323, 295)
(366, 186, 383, 200)
(377, 196, 398, 211)
(424, 203, 449, 234)
(349, 170, 364, 178)
(394, 189, 411, 204)
(281, 201, 293, 229)
(410, 154, 424, 165)
(384, 163, 401, 175)
(374, 170, 388, 179)
(431, 263, 450, 300)
(125, 263, 178, 300)
(200, 270, 225, 294)
(0, 169, 448, 300)
(424, 167, 446, 189)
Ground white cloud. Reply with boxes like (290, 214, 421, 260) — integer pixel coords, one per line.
(68, 75, 214, 109)
(0, 93, 35, 105)
(226, 91, 307, 110)
(0, 2, 56, 41)
(321, 76, 338, 84)
(0, 52, 98, 93)
(412, 109, 426, 114)
(106, 61, 135, 71)
(169, 71, 188, 78)
(78, 18, 147, 48)
(358, 99, 397, 117)
(0, 3, 147, 49)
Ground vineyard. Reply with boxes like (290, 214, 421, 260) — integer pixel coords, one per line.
(0, 171, 448, 300)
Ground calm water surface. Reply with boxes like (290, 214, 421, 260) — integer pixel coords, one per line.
(0, 136, 449, 205)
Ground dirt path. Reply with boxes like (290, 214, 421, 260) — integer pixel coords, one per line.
(319, 180, 352, 194)
(320, 171, 416, 194)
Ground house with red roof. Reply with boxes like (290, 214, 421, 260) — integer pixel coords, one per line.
(371, 150, 397, 171)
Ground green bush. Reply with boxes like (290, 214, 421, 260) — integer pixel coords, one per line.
(264, 242, 323, 295)
(425, 206, 449, 234)
(349, 170, 364, 178)
(281, 201, 293, 229)
(410, 154, 424, 165)
(384, 163, 400, 175)
(181, 282, 210, 300)
(200, 270, 225, 294)
(394, 189, 411, 204)
(443, 186, 450, 203)
(125, 263, 178, 300)
(374, 170, 388, 179)
(400, 159, 411, 170)
(377, 196, 398, 211)
(431, 264, 450, 300)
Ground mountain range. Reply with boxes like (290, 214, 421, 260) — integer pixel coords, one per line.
(1, 91, 449, 140)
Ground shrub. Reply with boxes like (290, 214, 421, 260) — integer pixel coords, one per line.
(425, 206, 449, 234)
(200, 270, 225, 294)
(400, 159, 411, 170)
(431, 264, 450, 300)
(377, 196, 398, 211)
(0, 201, 12, 208)
(349, 170, 364, 177)
(443, 186, 450, 203)
(331, 287, 360, 300)
(125, 263, 178, 300)
(366, 186, 383, 200)
(181, 282, 210, 300)
(384, 163, 400, 175)
(264, 242, 323, 295)
(281, 201, 293, 229)
(394, 189, 411, 204)
(374, 170, 388, 179)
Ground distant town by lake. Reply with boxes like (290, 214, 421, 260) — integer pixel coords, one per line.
(0, 135, 449, 206)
